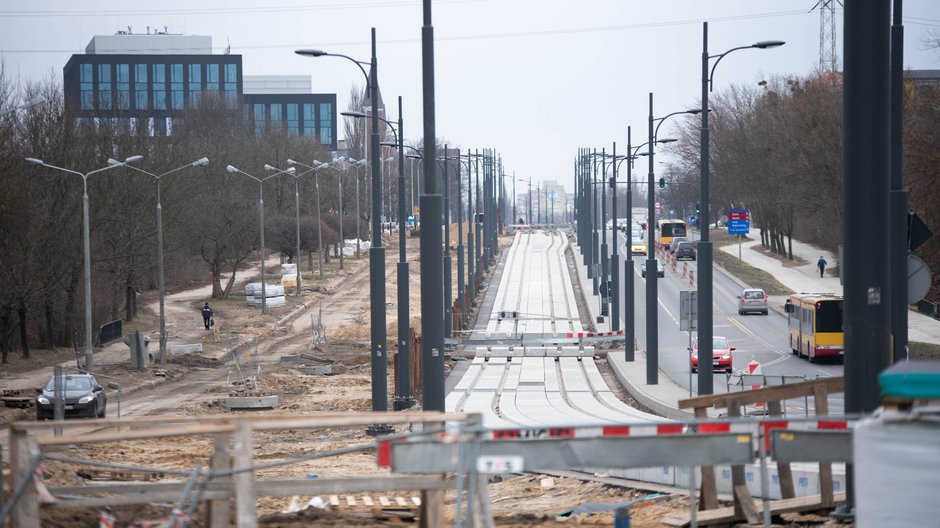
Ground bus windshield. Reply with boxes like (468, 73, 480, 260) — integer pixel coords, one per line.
(662, 223, 687, 238)
(815, 300, 843, 333)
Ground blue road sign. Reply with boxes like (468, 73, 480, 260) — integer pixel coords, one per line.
(728, 219, 750, 235)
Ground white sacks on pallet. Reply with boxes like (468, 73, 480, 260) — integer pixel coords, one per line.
(245, 282, 286, 308)
(281, 263, 298, 288)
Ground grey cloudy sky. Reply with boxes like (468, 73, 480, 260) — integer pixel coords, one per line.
(2, 1, 938, 194)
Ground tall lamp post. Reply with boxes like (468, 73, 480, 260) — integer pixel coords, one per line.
(119, 157, 209, 364)
(297, 28, 392, 432)
(227, 165, 295, 315)
(26, 155, 144, 373)
(698, 24, 784, 394)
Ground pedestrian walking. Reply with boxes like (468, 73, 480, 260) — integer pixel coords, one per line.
(201, 302, 213, 330)
(817, 256, 827, 278)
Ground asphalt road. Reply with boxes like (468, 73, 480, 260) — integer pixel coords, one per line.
(611, 238, 844, 414)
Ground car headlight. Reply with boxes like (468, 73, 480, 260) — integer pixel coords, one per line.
(37, 396, 50, 405)
(721, 354, 731, 359)
(78, 395, 94, 404)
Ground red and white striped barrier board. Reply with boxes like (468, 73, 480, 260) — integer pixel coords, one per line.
(566, 330, 624, 338)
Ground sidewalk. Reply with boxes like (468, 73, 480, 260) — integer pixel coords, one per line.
(719, 228, 940, 345)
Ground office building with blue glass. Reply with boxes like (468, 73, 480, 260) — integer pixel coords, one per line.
(63, 31, 336, 150)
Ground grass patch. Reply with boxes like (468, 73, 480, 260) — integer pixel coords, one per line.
(713, 249, 791, 296)
(909, 341, 940, 361)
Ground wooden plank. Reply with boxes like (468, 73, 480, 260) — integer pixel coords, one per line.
(10, 427, 40, 528)
(363, 496, 374, 506)
(329, 495, 340, 507)
(678, 377, 844, 410)
(346, 495, 356, 507)
(233, 423, 257, 528)
(814, 385, 835, 508)
(767, 400, 795, 499)
(694, 407, 719, 511)
(727, 401, 749, 520)
(411, 496, 422, 506)
(209, 432, 232, 528)
(662, 492, 847, 527)
(379, 496, 392, 507)
(734, 485, 759, 524)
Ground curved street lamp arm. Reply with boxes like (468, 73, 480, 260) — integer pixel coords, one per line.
(27, 160, 85, 179)
(708, 45, 757, 91)
(323, 52, 371, 85)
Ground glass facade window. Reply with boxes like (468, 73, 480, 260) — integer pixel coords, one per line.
(254, 103, 264, 136)
(188, 64, 202, 105)
(116, 64, 130, 109)
(135, 64, 148, 110)
(207, 63, 219, 90)
(153, 64, 166, 110)
(170, 64, 184, 110)
(98, 64, 112, 110)
(302, 104, 315, 136)
(319, 103, 332, 145)
(224, 64, 237, 104)
(270, 104, 282, 124)
(80, 64, 93, 110)
(287, 104, 299, 135)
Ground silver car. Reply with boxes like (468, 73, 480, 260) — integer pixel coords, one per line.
(738, 288, 768, 315)
(641, 259, 665, 278)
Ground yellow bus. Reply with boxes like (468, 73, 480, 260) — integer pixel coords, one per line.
(656, 219, 687, 250)
(785, 293, 844, 362)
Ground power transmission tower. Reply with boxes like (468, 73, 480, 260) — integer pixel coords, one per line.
(811, 0, 842, 79)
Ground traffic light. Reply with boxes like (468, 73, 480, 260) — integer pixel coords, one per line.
(695, 203, 700, 214)
(658, 177, 665, 189)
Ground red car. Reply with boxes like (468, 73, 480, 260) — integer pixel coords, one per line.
(689, 336, 735, 373)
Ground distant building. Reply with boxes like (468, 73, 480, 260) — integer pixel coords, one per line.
(62, 31, 336, 150)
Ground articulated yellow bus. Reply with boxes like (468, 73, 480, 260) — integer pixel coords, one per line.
(785, 293, 844, 362)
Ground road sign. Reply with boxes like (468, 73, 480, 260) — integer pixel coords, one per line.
(728, 210, 750, 221)
(908, 256, 932, 304)
(680, 291, 697, 331)
(728, 219, 750, 235)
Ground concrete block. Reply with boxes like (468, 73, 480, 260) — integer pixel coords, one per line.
(294, 365, 332, 375)
(170, 343, 203, 354)
(225, 395, 279, 410)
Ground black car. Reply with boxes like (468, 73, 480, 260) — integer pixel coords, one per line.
(675, 241, 696, 261)
(36, 373, 107, 420)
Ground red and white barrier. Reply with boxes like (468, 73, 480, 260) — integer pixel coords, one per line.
(689, 270, 694, 287)
(566, 330, 624, 338)
(747, 358, 764, 410)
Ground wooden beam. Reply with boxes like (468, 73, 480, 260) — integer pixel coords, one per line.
(727, 401, 750, 521)
(694, 407, 719, 511)
(814, 385, 835, 508)
(662, 492, 847, 526)
(9, 427, 40, 528)
(767, 400, 795, 499)
(677, 377, 844, 410)
(233, 422, 256, 528)
(208, 431, 232, 528)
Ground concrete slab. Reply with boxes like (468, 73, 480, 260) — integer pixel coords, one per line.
(225, 395, 279, 410)
(294, 365, 332, 375)
(170, 344, 203, 354)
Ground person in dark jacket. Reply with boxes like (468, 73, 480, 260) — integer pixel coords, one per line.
(201, 302, 213, 330)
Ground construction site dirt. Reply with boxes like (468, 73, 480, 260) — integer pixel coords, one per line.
(1, 229, 850, 527)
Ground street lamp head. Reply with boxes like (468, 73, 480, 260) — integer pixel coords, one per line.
(287, 159, 298, 166)
(686, 108, 704, 115)
(356, 159, 367, 166)
(124, 155, 143, 164)
(379, 141, 397, 148)
(226, 165, 238, 173)
(295, 49, 328, 57)
(106, 158, 121, 166)
(263, 164, 277, 171)
(656, 138, 678, 144)
(341, 110, 367, 119)
(406, 153, 422, 160)
(753, 40, 785, 49)
(24, 157, 43, 166)
(192, 157, 210, 167)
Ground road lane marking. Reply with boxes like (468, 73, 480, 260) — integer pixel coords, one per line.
(725, 316, 791, 368)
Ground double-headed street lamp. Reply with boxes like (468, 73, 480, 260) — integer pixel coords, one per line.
(226, 164, 295, 315)
(284, 160, 332, 279)
(297, 29, 392, 432)
(119, 157, 209, 364)
(698, 24, 784, 395)
(25, 154, 144, 373)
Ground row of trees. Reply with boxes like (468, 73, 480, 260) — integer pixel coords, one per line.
(0, 71, 366, 360)
(658, 70, 940, 283)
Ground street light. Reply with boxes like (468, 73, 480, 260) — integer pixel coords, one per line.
(2, 95, 46, 117)
(298, 29, 392, 433)
(265, 162, 320, 293)
(698, 23, 784, 395)
(518, 178, 533, 224)
(226, 164, 294, 315)
(118, 157, 209, 364)
(285, 159, 330, 279)
(343, 158, 368, 259)
(25, 154, 143, 373)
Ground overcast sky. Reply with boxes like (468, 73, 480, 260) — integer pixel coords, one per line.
(2, 1, 938, 193)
